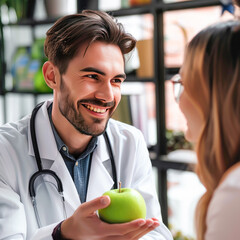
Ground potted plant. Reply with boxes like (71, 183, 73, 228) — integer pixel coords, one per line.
(1, 0, 28, 22)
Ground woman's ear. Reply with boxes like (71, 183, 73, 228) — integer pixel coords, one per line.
(42, 61, 59, 89)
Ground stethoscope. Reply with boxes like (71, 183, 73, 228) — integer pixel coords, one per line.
(28, 102, 117, 227)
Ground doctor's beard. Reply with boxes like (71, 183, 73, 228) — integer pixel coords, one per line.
(59, 99, 114, 137)
(58, 78, 115, 137)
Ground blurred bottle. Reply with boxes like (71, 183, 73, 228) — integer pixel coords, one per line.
(129, 0, 151, 6)
(121, 0, 130, 8)
(11, 47, 31, 90)
(44, 0, 77, 18)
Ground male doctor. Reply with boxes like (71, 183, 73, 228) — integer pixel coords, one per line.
(0, 10, 172, 240)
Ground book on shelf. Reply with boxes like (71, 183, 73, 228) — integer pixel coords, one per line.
(111, 95, 132, 125)
(112, 82, 157, 147)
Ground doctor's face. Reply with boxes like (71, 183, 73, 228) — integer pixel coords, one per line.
(57, 41, 125, 136)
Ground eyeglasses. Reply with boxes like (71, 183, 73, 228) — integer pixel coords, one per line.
(171, 74, 184, 103)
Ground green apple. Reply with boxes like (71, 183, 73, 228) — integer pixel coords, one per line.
(98, 184, 146, 223)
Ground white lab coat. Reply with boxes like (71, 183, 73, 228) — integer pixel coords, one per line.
(0, 100, 172, 240)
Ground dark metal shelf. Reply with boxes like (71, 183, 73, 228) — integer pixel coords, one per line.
(2, 17, 59, 27)
(125, 75, 155, 82)
(110, 4, 153, 17)
(159, 0, 221, 11)
(105, 0, 221, 17)
(3, 90, 53, 95)
(151, 155, 196, 172)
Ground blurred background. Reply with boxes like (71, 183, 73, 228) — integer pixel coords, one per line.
(0, 0, 238, 239)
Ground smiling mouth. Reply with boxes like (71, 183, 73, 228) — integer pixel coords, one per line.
(83, 104, 108, 113)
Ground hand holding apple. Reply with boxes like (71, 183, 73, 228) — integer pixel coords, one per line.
(98, 182, 146, 223)
(61, 193, 160, 239)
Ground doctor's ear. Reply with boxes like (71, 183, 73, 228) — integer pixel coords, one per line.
(42, 61, 59, 89)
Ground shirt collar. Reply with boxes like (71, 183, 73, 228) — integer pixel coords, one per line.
(47, 103, 98, 161)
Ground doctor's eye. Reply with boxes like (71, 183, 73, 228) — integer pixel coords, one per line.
(86, 74, 99, 80)
(112, 78, 123, 84)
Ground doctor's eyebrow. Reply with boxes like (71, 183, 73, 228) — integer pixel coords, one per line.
(80, 67, 126, 80)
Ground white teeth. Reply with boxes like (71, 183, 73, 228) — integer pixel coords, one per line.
(86, 105, 106, 113)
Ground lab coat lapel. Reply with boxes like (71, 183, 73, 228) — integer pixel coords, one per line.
(28, 100, 57, 160)
(50, 152, 81, 210)
(86, 134, 114, 202)
(28, 100, 81, 211)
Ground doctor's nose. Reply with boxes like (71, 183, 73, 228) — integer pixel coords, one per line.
(95, 82, 114, 102)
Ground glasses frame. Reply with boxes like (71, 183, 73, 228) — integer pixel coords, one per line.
(171, 74, 184, 103)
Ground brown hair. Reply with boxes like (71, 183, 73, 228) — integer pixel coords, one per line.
(44, 10, 136, 74)
(183, 21, 240, 240)
(234, 0, 240, 7)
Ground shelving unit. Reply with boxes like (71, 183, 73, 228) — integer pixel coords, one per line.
(0, 0, 223, 227)
(110, 0, 221, 225)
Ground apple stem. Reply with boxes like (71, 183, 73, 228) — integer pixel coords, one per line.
(119, 181, 121, 193)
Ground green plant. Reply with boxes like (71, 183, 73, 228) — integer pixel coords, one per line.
(169, 224, 195, 240)
(1, 0, 28, 20)
(173, 231, 195, 240)
(166, 129, 193, 153)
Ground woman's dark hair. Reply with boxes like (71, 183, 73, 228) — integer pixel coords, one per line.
(44, 10, 136, 74)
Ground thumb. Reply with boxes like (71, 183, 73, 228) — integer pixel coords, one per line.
(80, 195, 110, 217)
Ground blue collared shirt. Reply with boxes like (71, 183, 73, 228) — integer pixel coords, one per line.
(47, 104, 98, 203)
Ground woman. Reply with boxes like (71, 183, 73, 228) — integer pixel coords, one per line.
(174, 20, 240, 239)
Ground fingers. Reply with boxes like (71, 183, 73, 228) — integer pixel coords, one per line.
(103, 218, 159, 237)
(134, 218, 160, 239)
(121, 218, 160, 240)
(103, 218, 145, 236)
(80, 195, 111, 217)
(103, 218, 160, 240)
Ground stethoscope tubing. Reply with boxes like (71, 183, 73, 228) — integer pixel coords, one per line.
(29, 101, 117, 203)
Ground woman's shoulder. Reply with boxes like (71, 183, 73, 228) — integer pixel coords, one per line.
(210, 163, 240, 209)
(205, 163, 240, 239)
(208, 162, 240, 218)
(219, 162, 240, 189)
